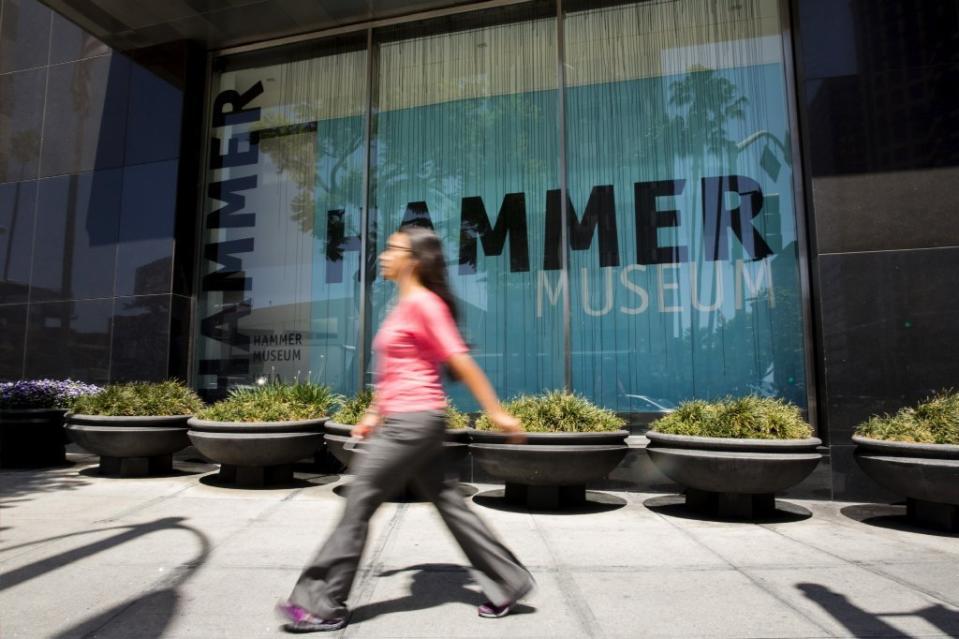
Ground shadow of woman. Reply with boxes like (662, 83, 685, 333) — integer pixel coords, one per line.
(348, 563, 535, 623)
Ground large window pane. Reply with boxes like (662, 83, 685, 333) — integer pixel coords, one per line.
(564, 0, 807, 413)
(197, 42, 367, 397)
(368, 5, 562, 411)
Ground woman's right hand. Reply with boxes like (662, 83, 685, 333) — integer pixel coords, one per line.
(351, 411, 380, 439)
(488, 410, 526, 444)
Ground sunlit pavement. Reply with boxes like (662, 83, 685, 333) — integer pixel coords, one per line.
(2, 448, 958, 638)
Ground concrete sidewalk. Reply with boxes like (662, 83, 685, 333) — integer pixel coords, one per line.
(1, 451, 958, 639)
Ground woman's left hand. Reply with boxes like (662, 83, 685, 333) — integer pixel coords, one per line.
(488, 410, 526, 444)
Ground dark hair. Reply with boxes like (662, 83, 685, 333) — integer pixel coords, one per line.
(398, 226, 459, 324)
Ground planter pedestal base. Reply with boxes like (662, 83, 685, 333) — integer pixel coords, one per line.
(505, 482, 586, 509)
(219, 464, 293, 488)
(685, 489, 775, 519)
(100, 454, 173, 477)
(908, 498, 959, 532)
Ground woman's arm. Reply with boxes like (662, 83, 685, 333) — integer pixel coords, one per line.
(351, 395, 382, 439)
(447, 353, 524, 441)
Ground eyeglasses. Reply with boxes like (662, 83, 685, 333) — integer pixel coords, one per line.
(385, 243, 412, 253)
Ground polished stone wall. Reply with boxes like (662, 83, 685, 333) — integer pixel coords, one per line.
(0, 0, 202, 384)
(794, 0, 959, 500)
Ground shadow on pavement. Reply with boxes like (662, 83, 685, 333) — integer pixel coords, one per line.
(77, 466, 209, 479)
(798, 582, 959, 637)
(348, 563, 535, 624)
(333, 482, 478, 502)
(840, 503, 959, 538)
(0, 517, 200, 592)
(52, 587, 181, 639)
(472, 489, 627, 514)
(642, 494, 812, 523)
(0, 466, 91, 507)
(198, 471, 339, 490)
(1, 517, 212, 639)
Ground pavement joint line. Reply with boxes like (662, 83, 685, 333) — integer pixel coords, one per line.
(827, 507, 959, 560)
(92, 482, 196, 524)
(645, 498, 841, 638)
(339, 502, 409, 639)
(758, 523, 959, 609)
(74, 563, 197, 639)
(529, 510, 608, 639)
(65, 483, 313, 638)
(0, 480, 195, 566)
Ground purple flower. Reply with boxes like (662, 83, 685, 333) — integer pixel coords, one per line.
(0, 379, 103, 410)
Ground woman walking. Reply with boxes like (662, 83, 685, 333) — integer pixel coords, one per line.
(277, 226, 534, 633)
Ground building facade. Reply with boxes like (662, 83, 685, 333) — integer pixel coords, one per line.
(1, 0, 957, 501)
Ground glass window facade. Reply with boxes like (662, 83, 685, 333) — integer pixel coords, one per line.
(196, 0, 807, 415)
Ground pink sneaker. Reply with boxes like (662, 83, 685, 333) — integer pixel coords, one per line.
(276, 600, 347, 633)
(478, 601, 513, 618)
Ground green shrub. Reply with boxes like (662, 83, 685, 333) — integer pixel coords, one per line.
(651, 395, 812, 439)
(474, 391, 624, 433)
(70, 381, 202, 417)
(331, 390, 374, 424)
(332, 389, 470, 429)
(855, 391, 959, 445)
(197, 382, 339, 422)
(446, 405, 469, 429)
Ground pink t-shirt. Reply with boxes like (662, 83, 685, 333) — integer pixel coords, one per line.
(372, 288, 468, 416)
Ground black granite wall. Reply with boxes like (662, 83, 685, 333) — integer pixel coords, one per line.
(0, 0, 203, 384)
(793, 0, 959, 500)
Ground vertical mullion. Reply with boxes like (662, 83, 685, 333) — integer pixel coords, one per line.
(357, 28, 376, 392)
(780, 0, 821, 435)
(556, 0, 572, 391)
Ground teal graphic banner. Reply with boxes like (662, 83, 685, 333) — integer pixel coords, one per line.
(312, 63, 805, 413)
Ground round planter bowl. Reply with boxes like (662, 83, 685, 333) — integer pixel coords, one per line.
(645, 431, 823, 518)
(467, 428, 629, 509)
(325, 421, 469, 502)
(853, 435, 959, 531)
(66, 414, 191, 476)
(325, 421, 468, 468)
(0, 408, 68, 468)
(188, 418, 326, 487)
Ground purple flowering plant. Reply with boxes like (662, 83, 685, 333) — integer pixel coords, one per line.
(0, 379, 102, 410)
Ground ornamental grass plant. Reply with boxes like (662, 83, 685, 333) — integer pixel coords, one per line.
(473, 391, 625, 433)
(331, 390, 374, 425)
(197, 382, 338, 422)
(855, 391, 959, 445)
(0, 379, 101, 410)
(70, 381, 202, 416)
(332, 390, 470, 429)
(651, 395, 813, 440)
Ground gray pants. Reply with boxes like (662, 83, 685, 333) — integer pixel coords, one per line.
(290, 410, 532, 619)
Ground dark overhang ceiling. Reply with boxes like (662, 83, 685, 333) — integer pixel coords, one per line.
(39, 0, 489, 52)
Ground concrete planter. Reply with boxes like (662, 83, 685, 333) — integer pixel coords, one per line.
(468, 429, 629, 509)
(66, 414, 191, 476)
(188, 417, 326, 487)
(646, 431, 823, 518)
(324, 421, 468, 467)
(853, 435, 959, 531)
(0, 409, 68, 468)
(325, 421, 469, 499)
